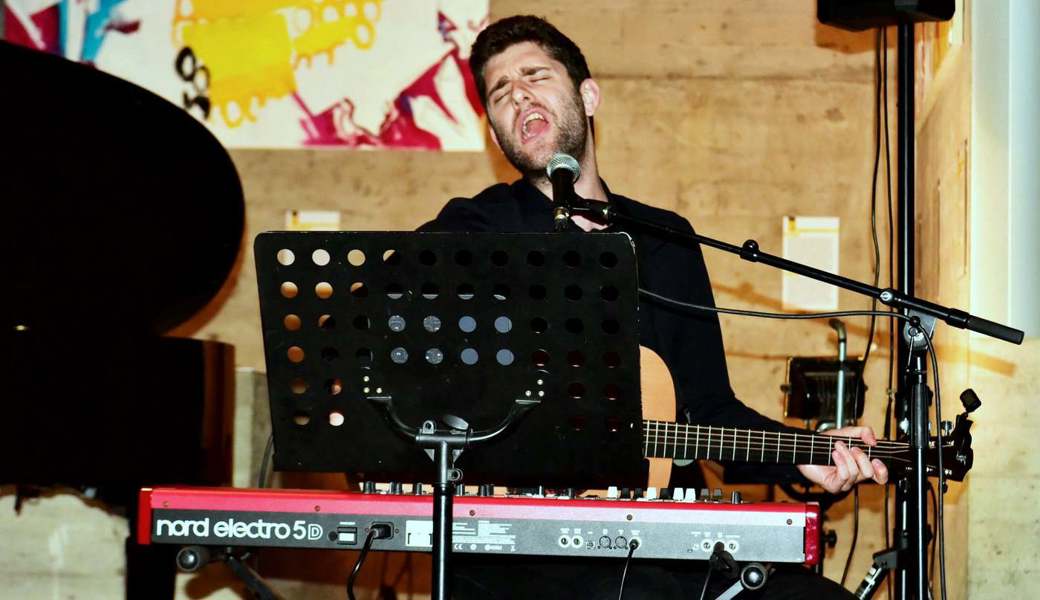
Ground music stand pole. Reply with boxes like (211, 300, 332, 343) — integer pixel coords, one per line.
(369, 396, 539, 600)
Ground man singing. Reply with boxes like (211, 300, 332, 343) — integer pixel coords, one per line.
(420, 15, 885, 599)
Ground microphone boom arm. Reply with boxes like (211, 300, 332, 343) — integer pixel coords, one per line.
(570, 203, 1024, 344)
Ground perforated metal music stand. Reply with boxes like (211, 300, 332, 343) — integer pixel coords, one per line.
(253, 232, 646, 489)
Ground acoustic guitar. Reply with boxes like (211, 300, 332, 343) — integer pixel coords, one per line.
(638, 347, 974, 489)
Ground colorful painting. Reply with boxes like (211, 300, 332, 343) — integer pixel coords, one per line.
(4, 0, 488, 149)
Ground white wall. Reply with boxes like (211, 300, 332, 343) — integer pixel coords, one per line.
(971, 0, 1040, 336)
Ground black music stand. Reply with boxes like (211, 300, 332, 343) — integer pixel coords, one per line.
(254, 231, 646, 599)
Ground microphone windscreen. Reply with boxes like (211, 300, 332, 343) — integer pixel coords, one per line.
(546, 153, 581, 182)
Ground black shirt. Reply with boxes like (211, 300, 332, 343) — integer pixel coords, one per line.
(420, 178, 803, 483)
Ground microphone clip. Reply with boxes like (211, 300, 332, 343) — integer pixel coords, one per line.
(553, 203, 572, 232)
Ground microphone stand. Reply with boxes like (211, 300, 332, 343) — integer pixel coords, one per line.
(570, 197, 1024, 597)
(830, 319, 848, 429)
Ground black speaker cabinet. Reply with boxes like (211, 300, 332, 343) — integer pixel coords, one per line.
(818, 0, 955, 31)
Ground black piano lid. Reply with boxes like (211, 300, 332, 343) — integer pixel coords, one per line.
(1, 40, 245, 334)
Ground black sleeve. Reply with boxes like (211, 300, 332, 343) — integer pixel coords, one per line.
(646, 215, 809, 483)
(418, 198, 494, 233)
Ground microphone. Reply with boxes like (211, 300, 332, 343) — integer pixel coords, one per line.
(546, 153, 580, 231)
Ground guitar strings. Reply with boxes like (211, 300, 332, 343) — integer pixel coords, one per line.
(640, 441, 911, 459)
(640, 423, 911, 462)
(640, 444, 911, 462)
(639, 434, 909, 453)
(640, 422, 910, 449)
(642, 446, 911, 463)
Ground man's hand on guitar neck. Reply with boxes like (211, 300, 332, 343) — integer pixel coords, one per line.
(796, 426, 889, 494)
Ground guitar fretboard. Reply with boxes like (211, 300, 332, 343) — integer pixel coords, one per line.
(641, 420, 911, 467)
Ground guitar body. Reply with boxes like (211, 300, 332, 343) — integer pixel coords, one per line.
(640, 346, 676, 489)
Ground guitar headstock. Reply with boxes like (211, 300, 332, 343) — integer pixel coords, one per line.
(885, 412, 975, 482)
(930, 412, 974, 482)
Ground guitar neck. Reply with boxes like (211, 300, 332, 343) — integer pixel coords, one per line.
(642, 420, 910, 468)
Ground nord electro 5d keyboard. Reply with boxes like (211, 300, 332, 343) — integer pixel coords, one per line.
(138, 487, 819, 564)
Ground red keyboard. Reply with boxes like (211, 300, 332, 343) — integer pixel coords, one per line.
(139, 486, 819, 564)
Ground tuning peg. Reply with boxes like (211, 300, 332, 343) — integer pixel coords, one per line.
(940, 421, 954, 437)
(441, 414, 470, 431)
(959, 389, 982, 413)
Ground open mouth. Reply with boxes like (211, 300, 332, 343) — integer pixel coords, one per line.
(519, 109, 549, 143)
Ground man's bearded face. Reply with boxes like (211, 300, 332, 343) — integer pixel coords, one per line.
(489, 86, 588, 178)
(482, 42, 590, 179)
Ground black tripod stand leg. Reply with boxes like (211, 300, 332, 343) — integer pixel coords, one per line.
(225, 554, 280, 600)
(854, 548, 900, 600)
(124, 488, 177, 600)
(125, 535, 178, 600)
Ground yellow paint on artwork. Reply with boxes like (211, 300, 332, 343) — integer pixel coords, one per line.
(172, 0, 383, 128)
(174, 0, 305, 22)
(294, 1, 383, 67)
(180, 14, 296, 126)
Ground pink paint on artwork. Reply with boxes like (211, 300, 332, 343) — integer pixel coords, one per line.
(301, 49, 483, 149)
(106, 20, 141, 35)
(4, 5, 61, 53)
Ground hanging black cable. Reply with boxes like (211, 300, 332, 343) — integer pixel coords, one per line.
(862, 28, 885, 368)
(616, 539, 640, 600)
(840, 486, 861, 587)
(880, 24, 897, 600)
(348, 530, 378, 600)
(925, 336, 948, 600)
(842, 27, 886, 587)
(257, 432, 274, 489)
(348, 525, 393, 600)
(928, 483, 938, 580)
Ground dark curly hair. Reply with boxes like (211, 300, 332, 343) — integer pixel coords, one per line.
(469, 15, 592, 107)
